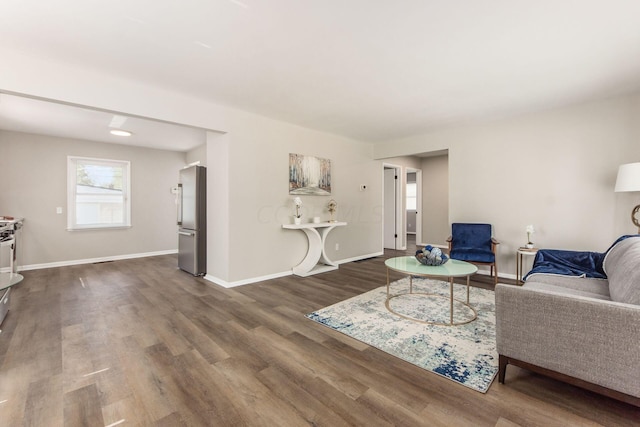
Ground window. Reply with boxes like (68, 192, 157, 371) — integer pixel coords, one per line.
(67, 156, 131, 230)
(406, 182, 417, 210)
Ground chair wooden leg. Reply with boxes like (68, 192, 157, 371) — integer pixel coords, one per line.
(493, 262, 498, 285)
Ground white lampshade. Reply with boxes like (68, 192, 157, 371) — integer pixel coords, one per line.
(614, 162, 640, 192)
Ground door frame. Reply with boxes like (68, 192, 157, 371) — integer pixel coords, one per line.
(406, 167, 422, 247)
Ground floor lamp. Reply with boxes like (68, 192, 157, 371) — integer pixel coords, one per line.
(615, 162, 640, 233)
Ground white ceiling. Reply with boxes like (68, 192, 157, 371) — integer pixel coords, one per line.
(2, 0, 640, 146)
(0, 94, 207, 151)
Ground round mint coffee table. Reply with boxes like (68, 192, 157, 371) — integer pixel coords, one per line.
(384, 256, 478, 326)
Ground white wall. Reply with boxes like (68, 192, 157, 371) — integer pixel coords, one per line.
(0, 47, 382, 285)
(214, 112, 381, 284)
(0, 130, 186, 267)
(375, 94, 640, 278)
(186, 144, 207, 166)
(206, 131, 231, 283)
(421, 154, 449, 246)
(5, 46, 639, 282)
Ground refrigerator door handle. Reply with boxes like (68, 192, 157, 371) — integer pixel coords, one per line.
(178, 230, 194, 236)
(177, 183, 183, 226)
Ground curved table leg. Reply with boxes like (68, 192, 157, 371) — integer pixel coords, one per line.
(318, 225, 339, 267)
(292, 227, 322, 275)
(291, 224, 340, 276)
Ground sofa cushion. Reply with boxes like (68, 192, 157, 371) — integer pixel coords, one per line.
(524, 273, 610, 298)
(603, 236, 640, 305)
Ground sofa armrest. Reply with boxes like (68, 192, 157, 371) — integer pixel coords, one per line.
(495, 284, 640, 397)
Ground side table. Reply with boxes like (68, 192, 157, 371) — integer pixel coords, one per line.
(516, 247, 538, 284)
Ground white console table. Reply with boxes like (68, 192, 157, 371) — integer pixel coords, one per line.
(282, 221, 347, 277)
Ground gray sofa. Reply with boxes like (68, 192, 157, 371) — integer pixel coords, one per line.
(495, 236, 640, 406)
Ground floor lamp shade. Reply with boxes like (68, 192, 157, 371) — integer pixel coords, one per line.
(615, 162, 640, 232)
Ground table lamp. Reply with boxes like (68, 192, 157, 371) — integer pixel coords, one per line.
(614, 162, 640, 233)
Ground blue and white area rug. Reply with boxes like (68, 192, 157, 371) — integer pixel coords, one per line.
(306, 277, 498, 393)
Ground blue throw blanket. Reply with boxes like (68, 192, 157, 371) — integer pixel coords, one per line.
(524, 235, 640, 280)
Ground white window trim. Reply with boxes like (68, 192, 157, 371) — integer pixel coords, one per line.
(67, 156, 131, 231)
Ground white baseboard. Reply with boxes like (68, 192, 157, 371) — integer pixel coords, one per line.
(471, 267, 517, 282)
(204, 270, 292, 288)
(204, 251, 385, 288)
(418, 242, 448, 249)
(18, 249, 178, 271)
(336, 251, 384, 264)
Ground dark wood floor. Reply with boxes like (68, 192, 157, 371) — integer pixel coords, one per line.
(0, 240, 638, 426)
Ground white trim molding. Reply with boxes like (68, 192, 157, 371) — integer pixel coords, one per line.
(205, 251, 385, 288)
(19, 250, 178, 271)
(204, 271, 292, 288)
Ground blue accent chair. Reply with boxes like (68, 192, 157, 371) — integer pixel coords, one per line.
(447, 223, 500, 284)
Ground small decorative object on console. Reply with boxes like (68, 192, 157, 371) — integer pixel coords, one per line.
(525, 224, 535, 248)
(415, 245, 449, 266)
(327, 199, 337, 223)
(292, 197, 303, 224)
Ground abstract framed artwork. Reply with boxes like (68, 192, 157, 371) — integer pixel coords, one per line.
(289, 153, 331, 195)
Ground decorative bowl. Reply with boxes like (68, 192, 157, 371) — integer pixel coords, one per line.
(415, 245, 449, 266)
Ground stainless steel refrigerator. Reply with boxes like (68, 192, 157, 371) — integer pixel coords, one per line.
(177, 165, 206, 275)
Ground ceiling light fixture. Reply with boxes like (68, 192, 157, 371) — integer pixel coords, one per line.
(110, 129, 132, 137)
